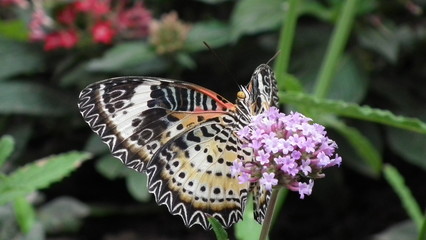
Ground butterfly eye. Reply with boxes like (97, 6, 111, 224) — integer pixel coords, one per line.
(237, 91, 246, 99)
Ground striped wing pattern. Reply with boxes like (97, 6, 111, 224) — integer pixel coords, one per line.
(248, 64, 279, 223)
(78, 64, 278, 229)
(78, 77, 252, 229)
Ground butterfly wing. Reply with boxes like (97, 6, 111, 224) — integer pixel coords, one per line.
(247, 63, 279, 115)
(251, 183, 270, 223)
(147, 113, 251, 228)
(247, 64, 279, 224)
(78, 77, 251, 229)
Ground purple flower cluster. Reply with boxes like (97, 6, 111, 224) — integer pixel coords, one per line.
(232, 107, 342, 199)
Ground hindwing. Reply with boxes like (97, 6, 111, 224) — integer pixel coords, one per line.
(246, 64, 278, 224)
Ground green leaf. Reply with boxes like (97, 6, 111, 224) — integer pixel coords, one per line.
(279, 91, 426, 134)
(96, 155, 150, 201)
(3, 123, 32, 163)
(0, 82, 74, 116)
(0, 151, 91, 205)
(59, 62, 108, 89)
(0, 135, 14, 168)
(119, 58, 170, 75)
(0, 37, 44, 80)
(301, 0, 375, 21)
(230, 0, 285, 41)
(20, 222, 45, 240)
(0, 20, 28, 41)
(87, 42, 157, 72)
(282, 73, 304, 93)
(83, 134, 108, 156)
(290, 25, 329, 88)
(95, 155, 128, 180)
(355, 0, 377, 15)
(372, 221, 418, 240)
(235, 197, 262, 240)
(208, 217, 228, 240)
(383, 164, 423, 230)
(358, 25, 400, 63)
(13, 197, 36, 233)
(330, 120, 382, 176)
(420, 217, 426, 240)
(387, 128, 426, 170)
(126, 171, 150, 202)
(39, 197, 89, 234)
(299, 0, 336, 22)
(328, 55, 368, 103)
(175, 53, 196, 70)
(0, 205, 19, 239)
(184, 20, 231, 52)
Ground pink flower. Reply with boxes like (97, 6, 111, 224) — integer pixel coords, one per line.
(91, 0, 110, 16)
(57, 5, 77, 25)
(44, 33, 62, 51)
(299, 160, 312, 175)
(297, 180, 314, 199)
(29, 9, 51, 41)
(291, 150, 301, 160)
(259, 172, 278, 191)
(238, 172, 251, 184)
(118, 2, 152, 38)
(73, 0, 91, 12)
(44, 30, 78, 51)
(0, 0, 28, 8)
(255, 150, 270, 165)
(233, 107, 342, 199)
(149, 12, 191, 54)
(249, 139, 262, 151)
(230, 160, 243, 177)
(237, 127, 250, 139)
(317, 152, 331, 167)
(92, 21, 115, 44)
(251, 128, 265, 140)
(60, 30, 79, 48)
(74, 0, 110, 16)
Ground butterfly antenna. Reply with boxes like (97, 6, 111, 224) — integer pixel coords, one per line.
(266, 50, 281, 65)
(203, 41, 240, 87)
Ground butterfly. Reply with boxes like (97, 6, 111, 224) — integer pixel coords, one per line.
(78, 64, 279, 229)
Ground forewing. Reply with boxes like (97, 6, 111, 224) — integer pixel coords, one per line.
(78, 76, 234, 171)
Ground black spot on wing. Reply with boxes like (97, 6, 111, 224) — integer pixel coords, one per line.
(187, 131, 201, 143)
(200, 126, 215, 138)
(174, 138, 188, 150)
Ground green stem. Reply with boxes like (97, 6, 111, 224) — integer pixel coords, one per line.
(313, 0, 358, 98)
(273, 0, 300, 91)
(271, 188, 288, 224)
(259, 188, 281, 240)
